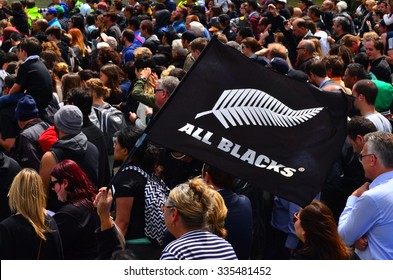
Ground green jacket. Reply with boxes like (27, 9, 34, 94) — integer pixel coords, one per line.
(131, 79, 159, 112)
(26, 6, 43, 27)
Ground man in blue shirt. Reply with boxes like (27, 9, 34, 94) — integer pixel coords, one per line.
(338, 131, 393, 259)
(121, 29, 137, 64)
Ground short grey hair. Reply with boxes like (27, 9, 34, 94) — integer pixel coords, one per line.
(189, 21, 205, 38)
(364, 131, 393, 168)
(159, 76, 180, 97)
(172, 39, 188, 57)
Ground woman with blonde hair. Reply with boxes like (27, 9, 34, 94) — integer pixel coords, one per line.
(86, 78, 110, 107)
(52, 62, 69, 102)
(160, 178, 237, 260)
(0, 169, 63, 259)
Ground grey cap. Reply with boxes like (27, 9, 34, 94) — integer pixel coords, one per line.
(54, 105, 83, 134)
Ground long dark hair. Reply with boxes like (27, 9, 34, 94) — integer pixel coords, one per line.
(298, 200, 352, 259)
(51, 160, 96, 210)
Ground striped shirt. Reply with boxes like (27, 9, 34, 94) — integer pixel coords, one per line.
(160, 230, 237, 260)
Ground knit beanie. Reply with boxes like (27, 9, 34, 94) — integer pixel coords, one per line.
(15, 95, 39, 121)
(54, 105, 83, 134)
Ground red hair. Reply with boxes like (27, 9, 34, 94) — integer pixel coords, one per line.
(51, 160, 96, 209)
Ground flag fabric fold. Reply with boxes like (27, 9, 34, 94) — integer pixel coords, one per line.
(146, 37, 348, 207)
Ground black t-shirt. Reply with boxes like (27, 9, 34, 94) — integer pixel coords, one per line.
(53, 203, 100, 260)
(16, 58, 53, 110)
(0, 105, 20, 141)
(113, 165, 146, 240)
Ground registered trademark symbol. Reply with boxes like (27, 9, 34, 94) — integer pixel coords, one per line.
(298, 167, 305, 172)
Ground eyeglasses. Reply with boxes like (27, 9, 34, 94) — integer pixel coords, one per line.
(49, 179, 62, 189)
(154, 88, 165, 94)
(358, 153, 375, 162)
(296, 47, 305, 50)
(160, 205, 175, 213)
(293, 211, 300, 223)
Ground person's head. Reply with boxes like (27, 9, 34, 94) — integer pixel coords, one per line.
(297, 39, 315, 61)
(241, 37, 261, 56)
(52, 62, 69, 80)
(54, 105, 83, 135)
(99, 63, 121, 92)
(362, 131, 393, 179)
(322, 55, 345, 78)
(155, 76, 180, 108)
(321, 0, 334, 11)
(332, 16, 350, 36)
(267, 42, 288, 60)
(171, 5, 187, 22)
(352, 79, 378, 108)
(32, 19, 49, 35)
(113, 128, 160, 174)
(342, 63, 368, 89)
(189, 21, 205, 38)
(19, 37, 42, 57)
(294, 200, 352, 259)
(66, 87, 93, 117)
(45, 7, 58, 22)
(61, 73, 82, 101)
(86, 78, 110, 100)
(245, 0, 258, 13)
(97, 47, 122, 67)
(236, 27, 254, 44)
(50, 159, 96, 205)
(201, 163, 235, 189)
(8, 169, 50, 240)
(45, 25, 62, 41)
(69, 28, 86, 55)
(189, 37, 208, 59)
(304, 59, 327, 85)
(347, 116, 377, 153)
(363, 36, 384, 61)
(163, 177, 227, 238)
(171, 39, 188, 58)
(15, 95, 39, 127)
(293, 18, 309, 39)
(341, 34, 361, 54)
(121, 28, 135, 46)
(139, 19, 153, 37)
(181, 30, 197, 49)
(103, 12, 118, 25)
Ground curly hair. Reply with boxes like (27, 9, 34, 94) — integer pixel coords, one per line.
(86, 78, 110, 99)
(168, 178, 228, 238)
(97, 47, 121, 67)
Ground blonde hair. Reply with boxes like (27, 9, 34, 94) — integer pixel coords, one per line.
(86, 78, 110, 99)
(134, 47, 153, 60)
(310, 38, 323, 58)
(53, 62, 69, 80)
(168, 178, 227, 237)
(8, 169, 51, 240)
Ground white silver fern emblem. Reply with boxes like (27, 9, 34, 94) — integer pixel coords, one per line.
(195, 89, 324, 129)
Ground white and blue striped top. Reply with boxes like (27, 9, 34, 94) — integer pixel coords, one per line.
(160, 230, 238, 260)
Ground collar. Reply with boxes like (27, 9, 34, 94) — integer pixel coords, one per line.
(369, 170, 393, 189)
(24, 55, 40, 63)
(319, 78, 331, 88)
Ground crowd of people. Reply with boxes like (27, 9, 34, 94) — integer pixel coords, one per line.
(0, 0, 393, 260)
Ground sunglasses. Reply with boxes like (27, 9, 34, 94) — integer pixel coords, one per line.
(49, 179, 62, 189)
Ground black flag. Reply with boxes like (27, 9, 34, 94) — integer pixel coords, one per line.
(146, 37, 348, 207)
